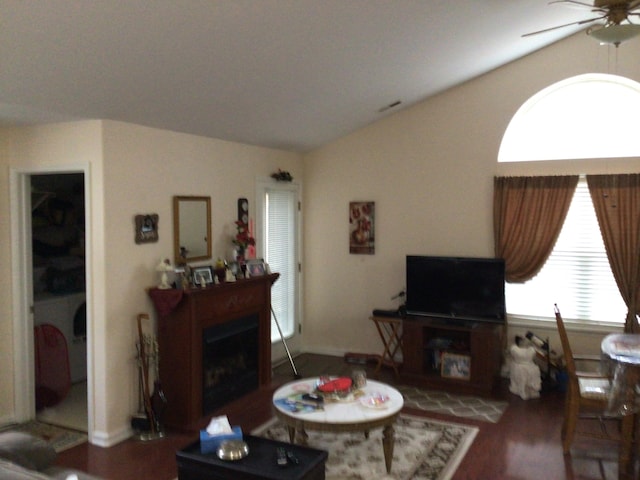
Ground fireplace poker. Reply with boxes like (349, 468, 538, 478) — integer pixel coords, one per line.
(271, 305, 301, 379)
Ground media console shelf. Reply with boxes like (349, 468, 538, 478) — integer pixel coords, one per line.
(401, 315, 504, 396)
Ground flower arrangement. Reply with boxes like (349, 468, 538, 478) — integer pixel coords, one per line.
(232, 220, 255, 252)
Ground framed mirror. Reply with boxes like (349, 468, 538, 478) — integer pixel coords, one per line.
(173, 196, 212, 264)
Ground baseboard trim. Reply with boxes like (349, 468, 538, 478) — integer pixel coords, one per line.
(89, 425, 133, 448)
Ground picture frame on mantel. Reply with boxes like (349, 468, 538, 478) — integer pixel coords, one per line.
(247, 259, 265, 277)
(135, 214, 159, 244)
(192, 266, 213, 286)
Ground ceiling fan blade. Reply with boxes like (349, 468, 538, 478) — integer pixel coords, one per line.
(628, 0, 640, 10)
(549, 0, 593, 7)
(522, 15, 605, 37)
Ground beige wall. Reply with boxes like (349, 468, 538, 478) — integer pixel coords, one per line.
(0, 121, 104, 429)
(1, 30, 639, 443)
(99, 121, 300, 441)
(301, 32, 640, 357)
(0, 120, 301, 444)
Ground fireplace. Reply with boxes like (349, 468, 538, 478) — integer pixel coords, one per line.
(202, 314, 259, 414)
(153, 273, 278, 430)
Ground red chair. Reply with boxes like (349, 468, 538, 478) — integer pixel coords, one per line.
(34, 324, 71, 410)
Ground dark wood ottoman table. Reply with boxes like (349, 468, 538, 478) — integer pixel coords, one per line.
(176, 434, 328, 480)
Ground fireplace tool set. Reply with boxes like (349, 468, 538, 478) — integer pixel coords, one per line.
(132, 313, 166, 441)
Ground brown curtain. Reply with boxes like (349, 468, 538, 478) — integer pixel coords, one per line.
(494, 176, 579, 283)
(587, 174, 640, 332)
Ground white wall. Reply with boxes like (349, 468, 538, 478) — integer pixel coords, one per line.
(301, 32, 640, 357)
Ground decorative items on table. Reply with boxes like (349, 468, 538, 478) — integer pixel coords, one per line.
(133, 313, 166, 440)
(155, 258, 173, 289)
(200, 415, 243, 454)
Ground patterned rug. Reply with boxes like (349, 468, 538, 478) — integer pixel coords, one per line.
(253, 414, 478, 480)
(397, 385, 508, 423)
(0, 421, 87, 453)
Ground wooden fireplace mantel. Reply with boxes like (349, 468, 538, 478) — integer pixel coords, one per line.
(150, 273, 279, 430)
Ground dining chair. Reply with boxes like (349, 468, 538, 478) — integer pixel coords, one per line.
(554, 304, 616, 454)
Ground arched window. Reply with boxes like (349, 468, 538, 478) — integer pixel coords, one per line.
(498, 74, 640, 325)
(499, 73, 640, 162)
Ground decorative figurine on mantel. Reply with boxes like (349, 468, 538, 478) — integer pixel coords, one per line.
(156, 258, 173, 289)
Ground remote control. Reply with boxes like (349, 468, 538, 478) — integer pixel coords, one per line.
(286, 450, 299, 465)
(276, 447, 288, 467)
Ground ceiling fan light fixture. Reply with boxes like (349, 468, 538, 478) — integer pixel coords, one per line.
(587, 23, 640, 46)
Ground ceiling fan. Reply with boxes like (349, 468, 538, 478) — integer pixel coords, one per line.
(523, 0, 640, 46)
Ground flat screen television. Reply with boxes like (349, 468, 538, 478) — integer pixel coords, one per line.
(405, 255, 506, 324)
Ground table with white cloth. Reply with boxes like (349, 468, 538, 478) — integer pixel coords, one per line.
(601, 333, 640, 480)
(272, 377, 403, 473)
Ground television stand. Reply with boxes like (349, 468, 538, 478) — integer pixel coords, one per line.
(401, 315, 504, 396)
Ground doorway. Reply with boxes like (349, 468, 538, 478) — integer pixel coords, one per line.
(9, 167, 91, 434)
(31, 173, 88, 432)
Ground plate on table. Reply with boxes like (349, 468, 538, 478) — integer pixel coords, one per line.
(359, 392, 390, 409)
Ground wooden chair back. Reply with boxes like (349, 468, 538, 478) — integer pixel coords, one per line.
(554, 303, 575, 377)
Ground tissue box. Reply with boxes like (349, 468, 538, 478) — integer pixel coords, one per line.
(199, 426, 243, 454)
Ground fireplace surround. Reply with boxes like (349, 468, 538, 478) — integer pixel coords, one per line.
(151, 273, 278, 430)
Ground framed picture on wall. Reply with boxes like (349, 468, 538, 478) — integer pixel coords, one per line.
(349, 201, 375, 254)
(134, 214, 159, 244)
(441, 353, 471, 380)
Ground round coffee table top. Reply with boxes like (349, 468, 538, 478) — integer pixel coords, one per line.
(272, 377, 403, 428)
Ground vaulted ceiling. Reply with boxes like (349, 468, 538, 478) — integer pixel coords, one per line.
(0, 1, 602, 152)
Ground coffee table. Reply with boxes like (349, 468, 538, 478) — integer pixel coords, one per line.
(272, 377, 403, 473)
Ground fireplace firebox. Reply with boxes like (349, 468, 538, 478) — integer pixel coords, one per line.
(202, 314, 259, 414)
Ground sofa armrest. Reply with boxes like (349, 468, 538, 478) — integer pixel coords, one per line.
(0, 432, 56, 471)
(44, 466, 104, 479)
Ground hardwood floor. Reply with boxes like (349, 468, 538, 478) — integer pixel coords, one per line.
(55, 353, 631, 479)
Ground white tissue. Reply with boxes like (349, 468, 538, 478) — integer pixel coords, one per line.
(205, 415, 233, 436)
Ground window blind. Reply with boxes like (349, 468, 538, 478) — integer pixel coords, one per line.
(265, 188, 297, 339)
(506, 177, 627, 324)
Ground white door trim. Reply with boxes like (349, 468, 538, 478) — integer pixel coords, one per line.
(10, 165, 93, 439)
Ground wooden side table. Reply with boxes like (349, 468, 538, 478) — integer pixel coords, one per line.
(370, 316, 402, 376)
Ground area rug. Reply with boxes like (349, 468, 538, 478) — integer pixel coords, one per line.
(0, 421, 87, 453)
(252, 414, 478, 480)
(397, 385, 508, 423)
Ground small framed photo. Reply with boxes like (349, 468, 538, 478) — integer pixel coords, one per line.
(135, 214, 159, 244)
(247, 259, 265, 277)
(192, 266, 213, 286)
(441, 353, 471, 380)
